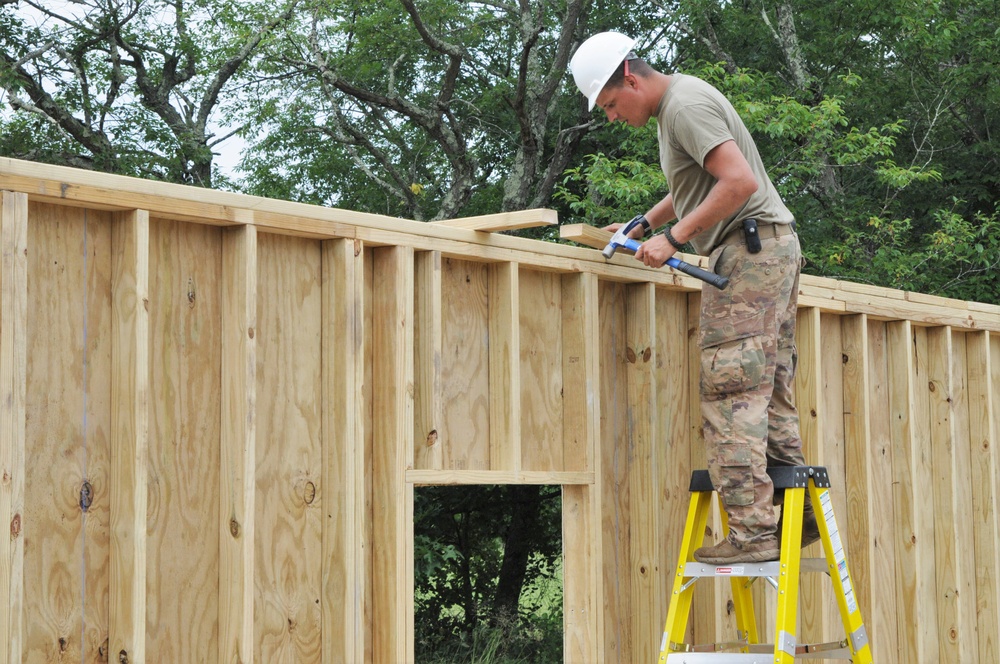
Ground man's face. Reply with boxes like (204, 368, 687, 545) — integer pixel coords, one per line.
(595, 77, 645, 127)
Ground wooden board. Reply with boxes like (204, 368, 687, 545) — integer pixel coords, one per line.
(926, 327, 977, 662)
(370, 246, 414, 664)
(864, 320, 899, 658)
(413, 251, 444, 470)
(909, 325, 940, 657)
(793, 306, 824, 643)
(964, 331, 997, 663)
(1, 192, 26, 664)
(440, 258, 490, 470)
(219, 224, 257, 664)
(22, 202, 111, 664)
(146, 220, 223, 661)
(840, 314, 872, 656)
(560, 273, 593, 473)
(109, 210, 149, 662)
(625, 282, 657, 664)
(886, 320, 924, 662)
(562, 273, 601, 662)
(519, 269, 564, 472)
(818, 312, 847, 641)
(654, 288, 691, 647)
(431, 208, 557, 232)
(321, 238, 366, 662)
(488, 262, 520, 472)
(253, 234, 324, 661)
(598, 281, 631, 661)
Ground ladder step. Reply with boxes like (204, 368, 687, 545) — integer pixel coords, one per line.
(666, 655, 776, 663)
(665, 646, 853, 662)
(688, 465, 830, 492)
(683, 558, 828, 577)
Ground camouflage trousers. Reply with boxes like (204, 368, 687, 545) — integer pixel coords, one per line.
(699, 230, 806, 544)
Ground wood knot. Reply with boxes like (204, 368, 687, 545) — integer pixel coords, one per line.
(230, 518, 241, 538)
(248, 327, 255, 339)
(80, 481, 94, 512)
(119, 649, 129, 664)
(928, 381, 935, 392)
(426, 430, 438, 447)
(10, 513, 20, 538)
(302, 481, 316, 505)
(642, 347, 652, 362)
(625, 347, 637, 364)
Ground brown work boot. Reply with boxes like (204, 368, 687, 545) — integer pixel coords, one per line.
(776, 505, 821, 548)
(694, 536, 780, 564)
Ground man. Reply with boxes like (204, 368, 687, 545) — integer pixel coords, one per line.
(570, 32, 819, 564)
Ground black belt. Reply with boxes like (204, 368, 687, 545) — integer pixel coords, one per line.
(717, 220, 796, 248)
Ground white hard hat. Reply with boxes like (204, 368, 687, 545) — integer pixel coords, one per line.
(570, 32, 638, 111)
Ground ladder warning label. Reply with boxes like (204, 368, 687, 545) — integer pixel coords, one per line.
(820, 490, 858, 615)
(714, 567, 744, 575)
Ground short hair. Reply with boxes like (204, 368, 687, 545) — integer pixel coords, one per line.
(604, 54, 653, 89)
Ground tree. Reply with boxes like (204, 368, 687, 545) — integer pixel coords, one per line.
(238, 0, 674, 220)
(414, 485, 563, 663)
(0, 0, 298, 185)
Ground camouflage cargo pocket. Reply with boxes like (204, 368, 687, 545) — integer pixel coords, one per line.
(717, 465, 755, 507)
(699, 309, 767, 397)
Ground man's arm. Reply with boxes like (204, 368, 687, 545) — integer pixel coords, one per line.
(635, 139, 757, 267)
(670, 139, 757, 244)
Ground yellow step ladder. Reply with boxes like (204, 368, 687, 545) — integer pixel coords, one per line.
(658, 466, 873, 663)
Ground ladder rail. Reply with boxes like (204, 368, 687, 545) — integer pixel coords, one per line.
(810, 482, 873, 662)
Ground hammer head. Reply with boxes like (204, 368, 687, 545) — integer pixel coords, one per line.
(602, 215, 645, 259)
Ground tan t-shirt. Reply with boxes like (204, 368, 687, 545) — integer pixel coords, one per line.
(656, 74, 794, 255)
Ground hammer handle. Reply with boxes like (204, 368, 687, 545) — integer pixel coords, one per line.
(665, 257, 729, 290)
(623, 239, 729, 290)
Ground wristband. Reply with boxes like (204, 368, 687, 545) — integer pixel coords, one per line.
(638, 215, 651, 235)
(664, 225, 685, 251)
(628, 214, 651, 236)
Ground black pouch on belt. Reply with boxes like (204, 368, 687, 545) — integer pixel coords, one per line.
(742, 218, 762, 254)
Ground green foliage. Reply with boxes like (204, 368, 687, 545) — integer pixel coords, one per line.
(414, 485, 563, 664)
(555, 64, 913, 230)
(554, 122, 665, 226)
(810, 203, 1000, 303)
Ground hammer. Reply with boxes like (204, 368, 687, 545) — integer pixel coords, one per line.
(602, 215, 729, 290)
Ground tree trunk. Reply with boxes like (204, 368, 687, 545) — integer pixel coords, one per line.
(492, 485, 544, 619)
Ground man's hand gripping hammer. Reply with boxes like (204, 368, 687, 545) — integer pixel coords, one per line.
(602, 215, 729, 290)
